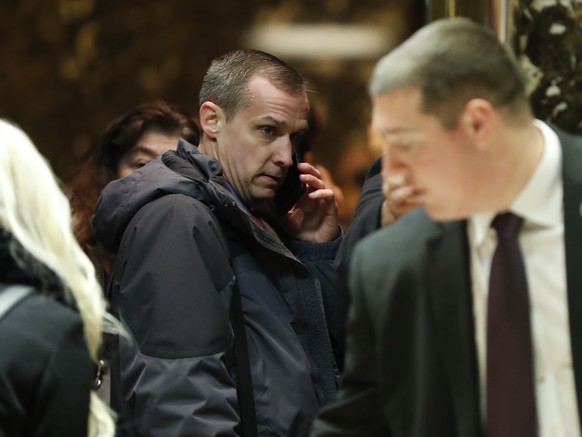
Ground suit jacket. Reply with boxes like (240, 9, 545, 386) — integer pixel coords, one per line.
(335, 156, 384, 278)
(310, 128, 582, 437)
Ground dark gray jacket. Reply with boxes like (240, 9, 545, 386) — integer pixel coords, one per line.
(93, 140, 345, 437)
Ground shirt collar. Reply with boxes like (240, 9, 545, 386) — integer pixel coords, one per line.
(469, 120, 562, 246)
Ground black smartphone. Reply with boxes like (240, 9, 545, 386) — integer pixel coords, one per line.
(274, 151, 306, 215)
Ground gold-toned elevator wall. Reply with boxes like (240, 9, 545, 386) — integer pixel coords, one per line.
(4, 0, 579, 181)
(0, 0, 421, 178)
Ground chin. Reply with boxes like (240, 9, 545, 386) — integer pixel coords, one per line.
(427, 209, 471, 222)
(425, 204, 461, 222)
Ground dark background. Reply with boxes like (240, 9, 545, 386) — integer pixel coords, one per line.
(0, 0, 421, 178)
(1, 0, 581, 181)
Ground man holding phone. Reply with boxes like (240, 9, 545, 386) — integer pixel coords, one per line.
(93, 49, 345, 436)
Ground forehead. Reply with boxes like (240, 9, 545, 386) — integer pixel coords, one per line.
(241, 76, 309, 122)
(371, 86, 425, 133)
(125, 131, 179, 158)
(373, 88, 458, 147)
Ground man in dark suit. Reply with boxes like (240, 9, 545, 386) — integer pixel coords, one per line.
(311, 17, 582, 437)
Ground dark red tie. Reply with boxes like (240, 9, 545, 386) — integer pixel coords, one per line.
(486, 212, 537, 437)
(250, 214, 266, 229)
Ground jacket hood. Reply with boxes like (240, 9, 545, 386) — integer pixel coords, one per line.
(93, 140, 225, 253)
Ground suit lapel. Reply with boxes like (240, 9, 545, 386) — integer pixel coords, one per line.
(426, 221, 483, 436)
(560, 130, 582, 424)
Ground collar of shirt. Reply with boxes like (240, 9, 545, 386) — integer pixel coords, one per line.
(468, 120, 562, 247)
(225, 181, 250, 212)
(224, 181, 274, 232)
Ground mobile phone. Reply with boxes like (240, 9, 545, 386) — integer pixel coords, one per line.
(274, 151, 306, 215)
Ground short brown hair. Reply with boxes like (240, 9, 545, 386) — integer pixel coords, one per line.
(370, 18, 531, 128)
(199, 49, 308, 121)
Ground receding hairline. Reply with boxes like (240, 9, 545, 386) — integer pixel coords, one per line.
(226, 68, 310, 108)
(199, 49, 310, 120)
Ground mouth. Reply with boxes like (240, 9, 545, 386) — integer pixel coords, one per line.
(410, 188, 427, 203)
(259, 173, 283, 187)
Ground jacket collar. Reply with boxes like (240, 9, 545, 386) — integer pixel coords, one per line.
(559, 128, 582, 424)
(426, 219, 483, 436)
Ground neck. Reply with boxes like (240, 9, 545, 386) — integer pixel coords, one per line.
(492, 121, 544, 211)
(198, 138, 214, 158)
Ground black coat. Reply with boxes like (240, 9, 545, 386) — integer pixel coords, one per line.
(311, 128, 582, 436)
(0, 292, 93, 436)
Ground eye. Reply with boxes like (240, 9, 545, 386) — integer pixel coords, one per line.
(260, 126, 276, 138)
(133, 160, 149, 169)
(389, 139, 420, 154)
(396, 142, 417, 152)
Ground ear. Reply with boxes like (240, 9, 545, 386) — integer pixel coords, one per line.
(459, 98, 495, 148)
(199, 102, 222, 139)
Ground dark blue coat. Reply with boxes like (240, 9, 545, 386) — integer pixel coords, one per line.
(93, 140, 345, 436)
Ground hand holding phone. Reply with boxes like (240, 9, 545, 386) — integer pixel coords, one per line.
(275, 156, 340, 242)
(274, 151, 306, 215)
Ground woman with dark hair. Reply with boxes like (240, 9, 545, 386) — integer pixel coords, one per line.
(66, 101, 200, 408)
(67, 100, 200, 275)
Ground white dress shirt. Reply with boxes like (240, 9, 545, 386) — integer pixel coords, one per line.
(468, 120, 580, 437)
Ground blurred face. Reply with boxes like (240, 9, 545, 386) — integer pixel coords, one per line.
(117, 131, 180, 178)
(212, 76, 309, 211)
(372, 86, 483, 221)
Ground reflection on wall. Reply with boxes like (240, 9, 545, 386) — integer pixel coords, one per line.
(514, 0, 582, 134)
(0, 0, 421, 179)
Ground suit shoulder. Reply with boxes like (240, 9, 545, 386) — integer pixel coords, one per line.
(356, 207, 438, 256)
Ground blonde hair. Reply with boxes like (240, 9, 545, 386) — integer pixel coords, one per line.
(0, 119, 115, 436)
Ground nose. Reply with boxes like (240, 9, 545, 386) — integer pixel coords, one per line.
(383, 144, 407, 174)
(273, 136, 294, 168)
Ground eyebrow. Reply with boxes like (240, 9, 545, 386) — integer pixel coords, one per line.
(257, 115, 288, 127)
(380, 127, 416, 135)
(256, 115, 309, 135)
(124, 145, 159, 159)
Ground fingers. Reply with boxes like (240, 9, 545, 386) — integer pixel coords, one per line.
(296, 162, 321, 178)
(384, 174, 413, 201)
(296, 162, 326, 191)
(383, 173, 420, 218)
(300, 173, 326, 191)
(391, 185, 414, 202)
(385, 173, 405, 187)
(293, 162, 340, 216)
(306, 187, 336, 201)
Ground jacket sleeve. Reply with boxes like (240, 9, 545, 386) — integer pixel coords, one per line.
(335, 164, 383, 277)
(328, 162, 384, 371)
(111, 194, 240, 437)
(309, 243, 388, 437)
(289, 236, 348, 371)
